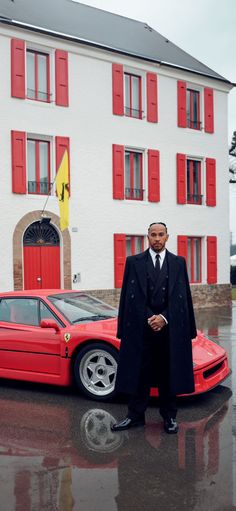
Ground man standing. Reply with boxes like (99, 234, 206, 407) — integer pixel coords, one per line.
(111, 222, 197, 434)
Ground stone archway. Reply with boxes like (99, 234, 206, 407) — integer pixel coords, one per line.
(13, 210, 71, 290)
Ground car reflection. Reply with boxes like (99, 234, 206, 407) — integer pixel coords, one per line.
(0, 386, 233, 510)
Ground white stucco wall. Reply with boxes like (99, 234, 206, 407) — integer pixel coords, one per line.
(0, 25, 231, 291)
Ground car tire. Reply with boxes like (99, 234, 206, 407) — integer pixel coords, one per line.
(73, 343, 119, 401)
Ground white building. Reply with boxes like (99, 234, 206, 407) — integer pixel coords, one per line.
(0, 0, 233, 307)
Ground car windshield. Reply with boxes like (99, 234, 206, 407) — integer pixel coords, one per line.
(48, 292, 117, 324)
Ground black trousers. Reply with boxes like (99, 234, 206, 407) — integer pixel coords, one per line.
(128, 326, 177, 421)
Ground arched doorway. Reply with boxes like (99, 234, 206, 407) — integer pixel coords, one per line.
(23, 220, 61, 289)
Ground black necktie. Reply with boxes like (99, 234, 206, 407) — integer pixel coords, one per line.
(155, 254, 160, 275)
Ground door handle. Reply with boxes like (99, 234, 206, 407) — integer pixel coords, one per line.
(37, 277, 42, 282)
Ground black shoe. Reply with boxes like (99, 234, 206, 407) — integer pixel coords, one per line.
(111, 417, 145, 432)
(164, 418, 178, 434)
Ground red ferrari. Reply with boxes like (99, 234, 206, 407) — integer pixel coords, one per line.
(0, 290, 231, 401)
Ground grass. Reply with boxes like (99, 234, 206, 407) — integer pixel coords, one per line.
(232, 287, 236, 301)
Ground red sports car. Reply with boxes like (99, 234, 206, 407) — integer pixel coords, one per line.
(0, 290, 231, 401)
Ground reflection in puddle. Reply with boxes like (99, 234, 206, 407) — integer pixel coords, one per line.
(0, 306, 235, 509)
(80, 408, 123, 453)
(0, 387, 233, 510)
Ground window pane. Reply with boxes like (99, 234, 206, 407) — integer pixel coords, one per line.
(133, 153, 141, 199)
(193, 91, 199, 128)
(187, 160, 191, 200)
(38, 54, 48, 101)
(193, 238, 201, 281)
(27, 51, 36, 99)
(134, 236, 143, 254)
(126, 237, 132, 256)
(125, 152, 131, 198)
(124, 74, 130, 116)
(187, 238, 192, 280)
(186, 89, 191, 123)
(40, 301, 60, 325)
(39, 142, 49, 194)
(193, 161, 200, 199)
(3, 298, 39, 325)
(131, 76, 140, 118)
(27, 140, 36, 193)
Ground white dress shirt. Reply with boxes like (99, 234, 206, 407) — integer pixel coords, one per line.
(148, 247, 168, 324)
(149, 247, 166, 268)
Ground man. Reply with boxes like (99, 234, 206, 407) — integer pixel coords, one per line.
(111, 222, 197, 434)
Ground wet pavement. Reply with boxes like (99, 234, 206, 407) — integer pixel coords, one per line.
(0, 304, 235, 511)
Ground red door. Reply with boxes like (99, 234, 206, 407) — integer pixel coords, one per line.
(24, 245, 60, 289)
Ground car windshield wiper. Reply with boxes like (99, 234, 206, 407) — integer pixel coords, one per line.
(72, 314, 114, 324)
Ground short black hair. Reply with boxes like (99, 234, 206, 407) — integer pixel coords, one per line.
(148, 222, 168, 233)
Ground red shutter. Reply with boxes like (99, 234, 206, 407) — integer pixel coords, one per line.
(55, 136, 70, 194)
(206, 158, 216, 206)
(113, 145, 124, 199)
(11, 130, 26, 194)
(177, 153, 186, 204)
(207, 236, 217, 284)
(114, 234, 126, 288)
(148, 149, 160, 202)
(11, 38, 25, 99)
(204, 88, 214, 133)
(177, 236, 188, 261)
(55, 50, 69, 106)
(112, 64, 124, 115)
(177, 81, 187, 127)
(147, 73, 158, 123)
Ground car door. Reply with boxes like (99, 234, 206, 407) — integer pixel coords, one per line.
(0, 297, 64, 378)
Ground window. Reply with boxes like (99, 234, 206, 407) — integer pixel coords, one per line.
(113, 145, 160, 202)
(0, 298, 39, 325)
(27, 139, 51, 195)
(114, 234, 145, 287)
(177, 154, 216, 207)
(112, 64, 158, 122)
(186, 88, 200, 130)
(187, 237, 202, 283)
(26, 49, 50, 102)
(187, 159, 202, 204)
(125, 235, 144, 256)
(124, 73, 142, 119)
(177, 81, 214, 133)
(125, 151, 143, 200)
(39, 301, 62, 326)
(178, 235, 217, 285)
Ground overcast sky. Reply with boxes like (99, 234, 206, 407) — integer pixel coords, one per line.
(78, 0, 236, 142)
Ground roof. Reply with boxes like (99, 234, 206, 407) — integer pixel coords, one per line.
(0, 0, 231, 84)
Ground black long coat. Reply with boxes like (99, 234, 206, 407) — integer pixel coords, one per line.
(115, 249, 197, 396)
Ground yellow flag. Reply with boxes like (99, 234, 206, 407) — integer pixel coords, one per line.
(56, 150, 69, 231)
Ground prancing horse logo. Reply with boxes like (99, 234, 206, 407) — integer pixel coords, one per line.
(64, 333, 71, 343)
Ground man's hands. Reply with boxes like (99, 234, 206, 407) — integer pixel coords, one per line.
(148, 314, 166, 332)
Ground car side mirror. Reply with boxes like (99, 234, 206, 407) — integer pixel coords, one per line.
(40, 319, 60, 332)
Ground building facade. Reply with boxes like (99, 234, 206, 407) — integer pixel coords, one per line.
(0, 0, 233, 307)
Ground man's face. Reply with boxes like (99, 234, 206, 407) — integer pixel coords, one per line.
(147, 224, 169, 253)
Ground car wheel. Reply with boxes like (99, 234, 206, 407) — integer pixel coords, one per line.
(73, 343, 119, 401)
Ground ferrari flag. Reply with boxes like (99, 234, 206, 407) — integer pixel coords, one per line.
(55, 150, 69, 231)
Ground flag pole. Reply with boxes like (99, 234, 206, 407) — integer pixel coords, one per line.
(40, 173, 58, 222)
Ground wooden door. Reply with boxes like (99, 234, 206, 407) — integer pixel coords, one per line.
(24, 246, 60, 289)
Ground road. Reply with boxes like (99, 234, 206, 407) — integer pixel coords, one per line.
(0, 304, 235, 511)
